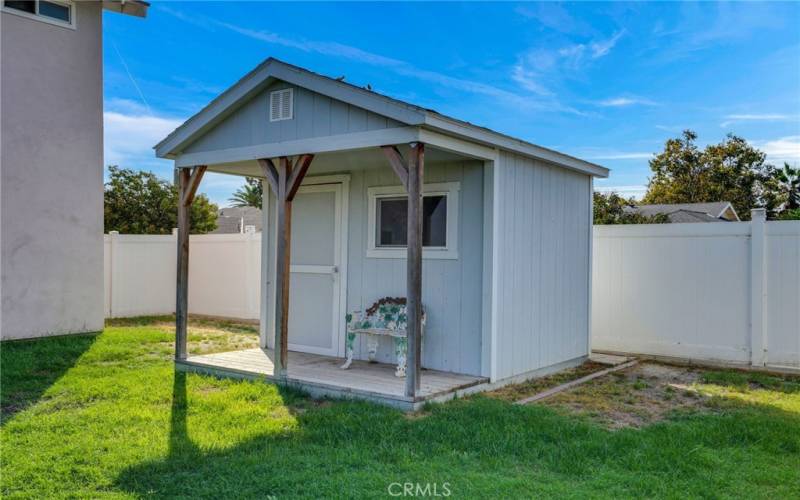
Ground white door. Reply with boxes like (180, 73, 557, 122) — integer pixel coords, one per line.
(286, 182, 345, 357)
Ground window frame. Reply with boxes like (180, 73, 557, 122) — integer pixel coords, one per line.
(2, 0, 75, 29)
(366, 182, 460, 260)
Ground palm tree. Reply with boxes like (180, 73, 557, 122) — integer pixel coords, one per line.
(774, 163, 800, 210)
(228, 178, 262, 209)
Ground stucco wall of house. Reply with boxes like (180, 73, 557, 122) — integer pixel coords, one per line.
(1, 2, 105, 339)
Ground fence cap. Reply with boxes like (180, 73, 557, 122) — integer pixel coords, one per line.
(751, 208, 766, 221)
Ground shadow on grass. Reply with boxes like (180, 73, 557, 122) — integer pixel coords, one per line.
(1, 333, 97, 424)
(112, 369, 800, 498)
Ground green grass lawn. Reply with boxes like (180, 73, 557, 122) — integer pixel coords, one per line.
(2, 317, 799, 498)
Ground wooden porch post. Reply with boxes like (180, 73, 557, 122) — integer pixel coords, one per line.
(175, 165, 207, 360)
(258, 155, 314, 378)
(381, 143, 425, 398)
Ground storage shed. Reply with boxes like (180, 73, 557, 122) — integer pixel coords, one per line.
(155, 58, 609, 410)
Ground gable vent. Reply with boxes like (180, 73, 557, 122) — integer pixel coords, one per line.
(270, 88, 293, 121)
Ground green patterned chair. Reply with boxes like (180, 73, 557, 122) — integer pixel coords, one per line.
(341, 297, 426, 377)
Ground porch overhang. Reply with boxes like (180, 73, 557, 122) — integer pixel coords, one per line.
(172, 126, 499, 171)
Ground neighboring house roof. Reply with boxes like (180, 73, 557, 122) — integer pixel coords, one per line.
(102, 0, 149, 17)
(154, 58, 609, 178)
(625, 202, 740, 223)
(212, 207, 262, 234)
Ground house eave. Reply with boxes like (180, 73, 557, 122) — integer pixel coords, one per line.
(102, 0, 149, 18)
(422, 114, 610, 178)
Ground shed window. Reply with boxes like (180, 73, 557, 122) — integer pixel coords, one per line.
(377, 195, 447, 247)
(3, 0, 73, 26)
(269, 88, 293, 121)
(367, 182, 459, 260)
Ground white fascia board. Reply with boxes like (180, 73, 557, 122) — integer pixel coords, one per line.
(418, 128, 498, 161)
(423, 114, 610, 178)
(174, 127, 420, 168)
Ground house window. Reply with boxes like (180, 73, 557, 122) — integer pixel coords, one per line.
(269, 88, 293, 121)
(3, 0, 73, 27)
(367, 182, 459, 259)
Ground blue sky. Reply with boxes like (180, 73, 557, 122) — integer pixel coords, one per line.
(103, 1, 800, 206)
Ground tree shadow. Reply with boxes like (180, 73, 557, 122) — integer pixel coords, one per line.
(1, 333, 97, 425)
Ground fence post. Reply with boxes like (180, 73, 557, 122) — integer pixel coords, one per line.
(749, 208, 767, 367)
(109, 231, 119, 318)
(245, 226, 259, 319)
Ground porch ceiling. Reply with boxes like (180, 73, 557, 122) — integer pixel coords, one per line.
(199, 144, 476, 178)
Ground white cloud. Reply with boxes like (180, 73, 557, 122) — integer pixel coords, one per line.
(512, 30, 625, 99)
(656, 124, 686, 132)
(103, 102, 250, 206)
(159, 8, 576, 115)
(584, 152, 654, 160)
(720, 113, 793, 128)
(753, 135, 800, 165)
(597, 96, 658, 107)
(515, 3, 594, 36)
(589, 30, 626, 58)
(510, 63, 553, 96)
(103, 103, 183, 170)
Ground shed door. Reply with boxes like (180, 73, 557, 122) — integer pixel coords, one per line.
(287, 183, 344, 357)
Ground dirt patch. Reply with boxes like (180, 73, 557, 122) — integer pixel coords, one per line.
(541, 362, 711, 429)
(486, 361, 609, 402)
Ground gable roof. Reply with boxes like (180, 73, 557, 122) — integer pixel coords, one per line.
(626, 202, 740, 222)
(154, 58, 609, 177)
(212, 207, 262, 234)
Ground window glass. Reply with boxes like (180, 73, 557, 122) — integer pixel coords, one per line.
(422, 195, 447, 247)
(4, 1, 36, 14)
(38, 0, 69, 22)
(377, 197, 407, 247)
(376, 195, 447, 248)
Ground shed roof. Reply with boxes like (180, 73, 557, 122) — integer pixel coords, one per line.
(155, 58, 609, 178)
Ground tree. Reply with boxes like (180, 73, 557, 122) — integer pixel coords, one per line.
(776, 208, 800, 221)
(104, 166, 218, 234)
(229, 177, 263, 209)
(643, 130, 775, 220)
(593, 191, 668, 225)
(772, 163, 800, 210)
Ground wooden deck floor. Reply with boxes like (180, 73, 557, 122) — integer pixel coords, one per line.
(179, 348, 488, 409)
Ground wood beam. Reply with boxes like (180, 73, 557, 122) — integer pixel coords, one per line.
(405, 142, 424, 397)
(273, 157, 292, 377)
(286, 154, 314, 201)
(381, 145, 409, 191)
(258, 158, 279, 195)
(175, 168, 191, 360)
(180, 165, 207, 207)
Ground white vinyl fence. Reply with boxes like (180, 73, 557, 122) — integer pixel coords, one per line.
(104, 210, 799, 372)
(104, 230, 261, 320)
(592, 210, 800, 371)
